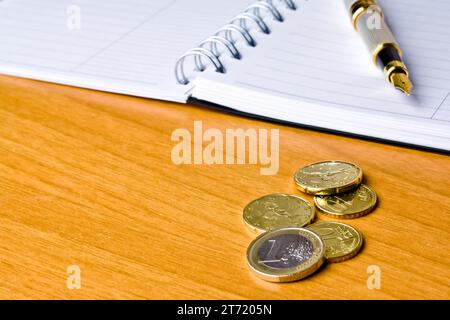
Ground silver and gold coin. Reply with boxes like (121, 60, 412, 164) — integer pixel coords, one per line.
(243, 194, 315, 234)
(294, 160, 363, 195)
(246, 227, 325, 282)
(307, 221, 363, 263)
(314, 184, 377, 219)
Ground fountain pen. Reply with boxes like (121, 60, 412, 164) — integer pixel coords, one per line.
(343, 0, 413, 95)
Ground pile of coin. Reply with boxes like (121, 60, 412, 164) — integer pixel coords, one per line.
(244, 160, 377, 282)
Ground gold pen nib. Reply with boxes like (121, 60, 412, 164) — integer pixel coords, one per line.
(390, 72, 413, 96)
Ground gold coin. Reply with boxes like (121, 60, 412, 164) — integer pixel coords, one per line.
(243, 194, 315, 234)
(314, 184, 377, 219)
(246, 227, 325, 282)
(307, 221, 363, 263)
(294, 160, 363, 195)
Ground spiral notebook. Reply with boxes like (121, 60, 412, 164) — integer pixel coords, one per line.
(0, 0, 449, 151)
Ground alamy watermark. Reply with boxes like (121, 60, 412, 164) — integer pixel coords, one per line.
(366, 264, 381, 290)
(66, 5, 81, 31)
(66, 264, 81, 289)
(366, 8, 382, 30)
(171, 121, 279, 175)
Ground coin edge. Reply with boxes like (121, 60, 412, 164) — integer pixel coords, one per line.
(246, 227, 326, 282)
(306, 221, 364, 263)
(293, 160, 364, 195)
(313, 184, 378, 219)
(243, 194, 315, 234)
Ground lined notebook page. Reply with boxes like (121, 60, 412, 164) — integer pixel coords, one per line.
(0, 0, 252, 102)
(192, 0, 450, 149)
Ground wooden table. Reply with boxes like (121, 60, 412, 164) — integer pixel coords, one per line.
(0, 74, 449, 299)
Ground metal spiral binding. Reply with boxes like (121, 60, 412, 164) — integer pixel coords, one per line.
(175, 0, 297, 85)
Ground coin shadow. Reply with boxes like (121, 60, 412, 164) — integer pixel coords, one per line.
(359, 238, 366, 256)
(302, 260, 329, 281)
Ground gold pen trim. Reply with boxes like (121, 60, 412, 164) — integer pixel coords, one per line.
(349, 0, 381, 29)
(383, 60, 408, 81)
(373, 42, 403, 66)
(383, 60, 413, 95)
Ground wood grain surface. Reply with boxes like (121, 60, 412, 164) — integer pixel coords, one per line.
(0, 74, 449, 299)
